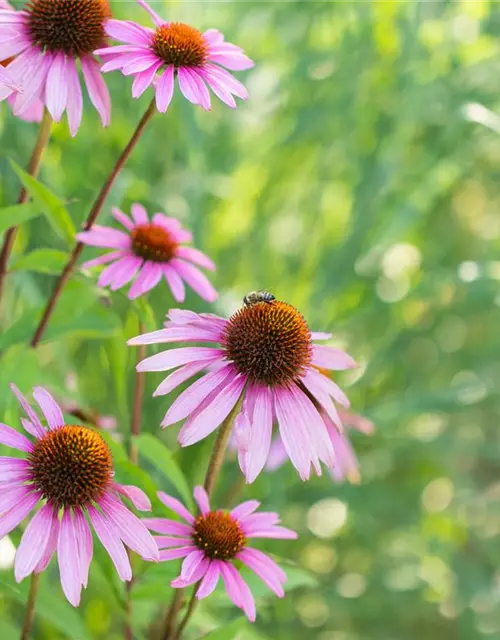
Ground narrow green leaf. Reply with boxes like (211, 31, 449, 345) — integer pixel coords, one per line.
(10, 248, 69, 274)
(0, 203, 41, 235)
(9, 159, 76, 245)
(200, 618, 248, 640)
(136, 434, 193, 508)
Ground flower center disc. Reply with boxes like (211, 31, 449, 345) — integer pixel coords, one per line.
(192, 511, 246, 560)
(28, 425, 113, 509)
(223, 300, 312, 386)
(131, 224, 177, 263)
(26, 0, 111, 57)
(152, 22, 208, 67)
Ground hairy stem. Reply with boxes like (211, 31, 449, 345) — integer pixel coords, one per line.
(0, 109, 52, 311)
(161, 387, 248, 640)
(20, 573, 40, 640)
(30, 99, 157, 348)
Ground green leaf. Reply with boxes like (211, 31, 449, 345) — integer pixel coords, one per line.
(10, 248, 69, 274)
(0, 575, 91, 640)
(0, 618, 19, 639)
(0, 203, 41, 235)
(136, 434, 193, 508)
(9, 159, 76, 245)
(200, 618, 248, 640)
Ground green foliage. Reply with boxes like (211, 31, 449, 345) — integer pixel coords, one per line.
(0, 203, 41, 235)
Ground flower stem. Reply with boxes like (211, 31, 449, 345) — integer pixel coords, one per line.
(0, 109, 52, 312)
(30, 98, 157, 348)
(20, 573, 40, 640)
(124, 322, 146, 640)
(161, 386, 248, 640)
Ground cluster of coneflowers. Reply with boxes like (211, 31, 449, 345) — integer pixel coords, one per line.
(0, 1, 373, 638)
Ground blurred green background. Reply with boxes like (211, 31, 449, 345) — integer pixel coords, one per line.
(2, 0, 500, 638)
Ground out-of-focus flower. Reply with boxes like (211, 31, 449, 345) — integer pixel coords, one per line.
(0, 0, 112, 135)
(77, 204, 217, 302)
(96, 0, 253, 112)
(0, 0, 42, 120)
(266, 410, 374, 484)
(129, 299, 356, 482)
(143, 485, 297, 621)
(0, 384, 158, 606)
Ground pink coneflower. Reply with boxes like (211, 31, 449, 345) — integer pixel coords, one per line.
(0, 0, 41, 120)
(77, 204, 217, 302)
(143, 486, 297, 621)
(0, 0, 112, 135)
(265, 410, 374, 484)
(0, 384, 158, 606)
(96, 0, 253, 112)
(128, 297, 357, 482)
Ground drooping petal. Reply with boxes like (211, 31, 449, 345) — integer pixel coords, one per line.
(311, 345, 356, 371)
(244, 386, 273, 483)
(105, 19, 154, 46)
(0, 457, 31, 482)
(153, 360, 215, 398)
(170, 259, 218, 303)
(87, 506, 132, 581)
(73, 509, 93, 587)
(273, 388, 311, 481)
(132, 59, 162, 98)
(33, 387, 64, 430)
(246, 526, 297, 540)
(0, 491, 39, 538)
(196, 560, 221, 599)
(220, 562, 256, 621)
(203, 64, 248, 99)
(127, 261, 163, 299)
(34, 509, 59, 573)
(137, 347, 224, 373)
(174, 246, 216, 271)
(180, 549, 205, 581)
(112, 483, 151, 511)
(158, 492, 194, 524)
(237, 549, 285, 597)
(0, 486, 33, 517)
(45, 53, 68, 122)
(265, 436, 288, 472)
(57, 511, 82, 606)
(65, 56, 83, 136)
(129, 324, 222, 346)
(81, 55, 111, 127)
(155, 64, 174, 113)
(81, 250, 128, 269)
(15, 503, 54, 582)
(160, 546, 195, 561)
(179, 68, 211, 110)
(13, 53, 50, 116)
(154, 535, 192, 549)
(163, 264, 186, 302)
(104, 256, 143, 291)
(76, 227, 131, 249)
(0, 423, 33, 452)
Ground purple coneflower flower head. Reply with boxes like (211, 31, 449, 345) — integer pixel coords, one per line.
(0, 0, 112, 135)
(128, 298, 356, 482)
(143, 486, 297, 621)
(0, 0, 41, 120)
(0, 384, 159, 606)
(77, 204, 217, 302)
(266, 409, 374, 484)
(96, 0, 253, 112)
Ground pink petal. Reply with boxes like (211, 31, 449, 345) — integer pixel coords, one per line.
(179, 374, 246, 446)
(136, 0, 165, 27)
(244, 386, 273, 483)
(196, 560, 220, 599)
(88, 506, 132, 581)
(177, 67, 206, 108)
(159, 547, 195, 561)
(107, 256, 143, 291)
(183, 68, 211, 110)
(105, 19, 154, 46)
(172, 556, 210, 587)
(237, 549, 284, 597)
(127, 261, 163, 299)
(265, 436, 288, 472)
(45, 53, 68, 122)
(230, 500, 260, 521)
(273, 388, 311, 481)
(122, 53, 159, 76)
(154, 535, 191, 549)
(137, 347, 224, 373)
(0, 457, 30, 482)
(152, 359, 218, 398)
(111, 207, 134, 231)
(300, 370, 343, 431)
(32, 386, 63, 430)
(143, 518, 192, 536)
(180, 549, 205, 580)
(239, 547, 286, 582)
(208, 52, 254, 71)
(240, 512, 280, 533)
(81, 55, 111, 127)
(76, 226, 131, 249)
(163, 264, 186, 302)
(132, 59, 162, 98)
(34, 509, 59, 573)
(99, 494, 159, 561)
(129, 324, 222, 346)
(112, 483, 151, 511)
(0, 422, 33, 452)
(0, 491, 39, 538)
(311, 345, 357, 371)
(13, 52, 49, 115)
(246, 526, 297, 540)
(203, 29, 224, 45)
(220, 562, 256, 621)
(10, 383, 45, 438)
(73, 509, 93, 588)
(203, 64, 248, 99)
(200, 69, 236, 108)
(65, 56, 83, 136)
(155, 64, 174, 113)
(175, 246, 215, 271)
(193, 486, 210, 516)
(81, 249, 128, 269)
(21, 418, 43, 440)
(158, 492, 194, 524)
(131, 203, 148, 224)
(15, 504, 54, 582)
(0, 485, 33, 517)
(162, 365, 234, 427)
(170, 259, 217, 302)
(57, 511, 82, 606)
(311, 332, 332, 341)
